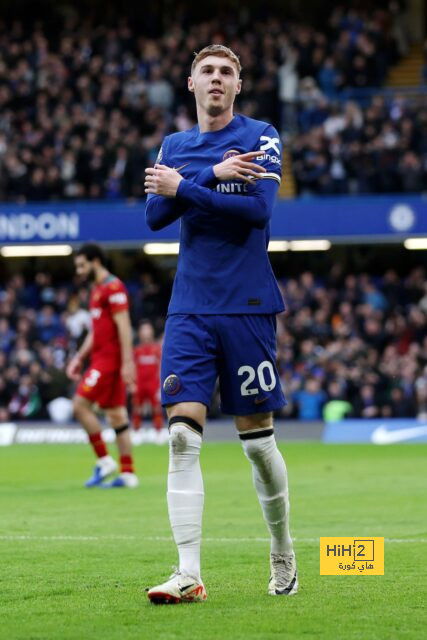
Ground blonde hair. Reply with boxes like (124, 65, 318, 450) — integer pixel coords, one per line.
(191, 44, 241, 75)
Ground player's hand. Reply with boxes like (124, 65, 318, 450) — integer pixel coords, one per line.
(144, 165, 183, 197)
(121, 359, 136, 392)
(213, 151, 266, 183)
(66, 355, 82, 381)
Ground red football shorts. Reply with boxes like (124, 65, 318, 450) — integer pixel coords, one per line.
(134, 384, 161, 409)
(76, 366, 126, 408)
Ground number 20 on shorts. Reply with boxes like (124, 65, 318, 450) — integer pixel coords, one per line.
(238, 361, 276, 396)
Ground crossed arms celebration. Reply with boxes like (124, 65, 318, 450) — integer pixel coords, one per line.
(144, 151, 280, 231)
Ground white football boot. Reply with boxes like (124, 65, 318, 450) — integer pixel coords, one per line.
(85, 455, 117, 487)
(268, 552, 299, 596)
(101, 472, 139, 488)
(147, 570, 207, 604)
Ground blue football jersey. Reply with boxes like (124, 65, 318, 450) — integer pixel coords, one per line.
(146, 114, 285, 315)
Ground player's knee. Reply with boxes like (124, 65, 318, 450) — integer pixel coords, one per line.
(113, 424, 129, 436)
(107, 407, 128, 427)
(240, 429, 276, 463)
(169, 416, 203, 456)
(169, 423, 192, 454)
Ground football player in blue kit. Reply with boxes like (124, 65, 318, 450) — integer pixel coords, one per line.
(144, 44, 297, 604)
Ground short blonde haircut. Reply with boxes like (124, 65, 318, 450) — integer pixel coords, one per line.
(191, 44, 242, 76)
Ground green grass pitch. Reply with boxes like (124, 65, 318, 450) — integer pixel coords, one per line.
(1, 441, 426, 640)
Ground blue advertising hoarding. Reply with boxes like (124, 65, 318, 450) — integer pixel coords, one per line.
(0, 195, 426, 245)
(323, 419, 427, 444)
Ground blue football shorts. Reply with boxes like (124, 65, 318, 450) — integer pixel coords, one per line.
(161, 314, 286, 416)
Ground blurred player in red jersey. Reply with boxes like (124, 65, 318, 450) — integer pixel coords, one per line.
(66, 243, 138, 488)
(132, 320, 165, 441)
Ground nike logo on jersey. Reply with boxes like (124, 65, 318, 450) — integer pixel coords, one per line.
(259, 136, 280, 154)
(254, 396, 269, 405)
(173, 163, 190, 172)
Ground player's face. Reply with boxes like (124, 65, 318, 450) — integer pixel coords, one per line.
(74, 255, 95, 282)
(188, 55, 241, 117)
(139, 323, 154, 343)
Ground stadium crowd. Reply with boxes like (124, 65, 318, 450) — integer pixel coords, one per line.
(0, 3, 423, 202)
(1, 266, 426, 423)
(291, 92, 427, 195)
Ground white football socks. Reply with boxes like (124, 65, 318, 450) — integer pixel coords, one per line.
(167, 423, 204, 581)
(241, 432, 293, 555)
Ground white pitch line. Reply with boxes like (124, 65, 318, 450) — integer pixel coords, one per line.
(0, 535, 426, 544)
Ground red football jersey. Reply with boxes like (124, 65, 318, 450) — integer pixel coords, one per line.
(134, 343, 162, 387)
(89, 275, 129, 372)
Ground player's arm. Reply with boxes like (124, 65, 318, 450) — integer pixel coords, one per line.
(145, 152, 266, 231)
(145, 135, 205, 231)
(113, 310, 136, 390)
(145, 165, 222, 230)
(177, 176, 279, 229)
(145, 187, 185, 231)
(66, 331, 93, 381)
(146, 166, 279, 229)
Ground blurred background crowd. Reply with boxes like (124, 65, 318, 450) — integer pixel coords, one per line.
(1, 264, 427, 422)
(0, 2, 425, 201)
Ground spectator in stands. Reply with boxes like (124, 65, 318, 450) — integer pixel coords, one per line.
(8, 373, 42, 419)
(36, 305, 63, 344)
(278, 42, 299, 135)
(293, 377, 327, 420)
(0, 317, 15, 354)
(323, 380, 352, 422)
(352, 383, 381, 418)
(382, 386, 416, 418)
